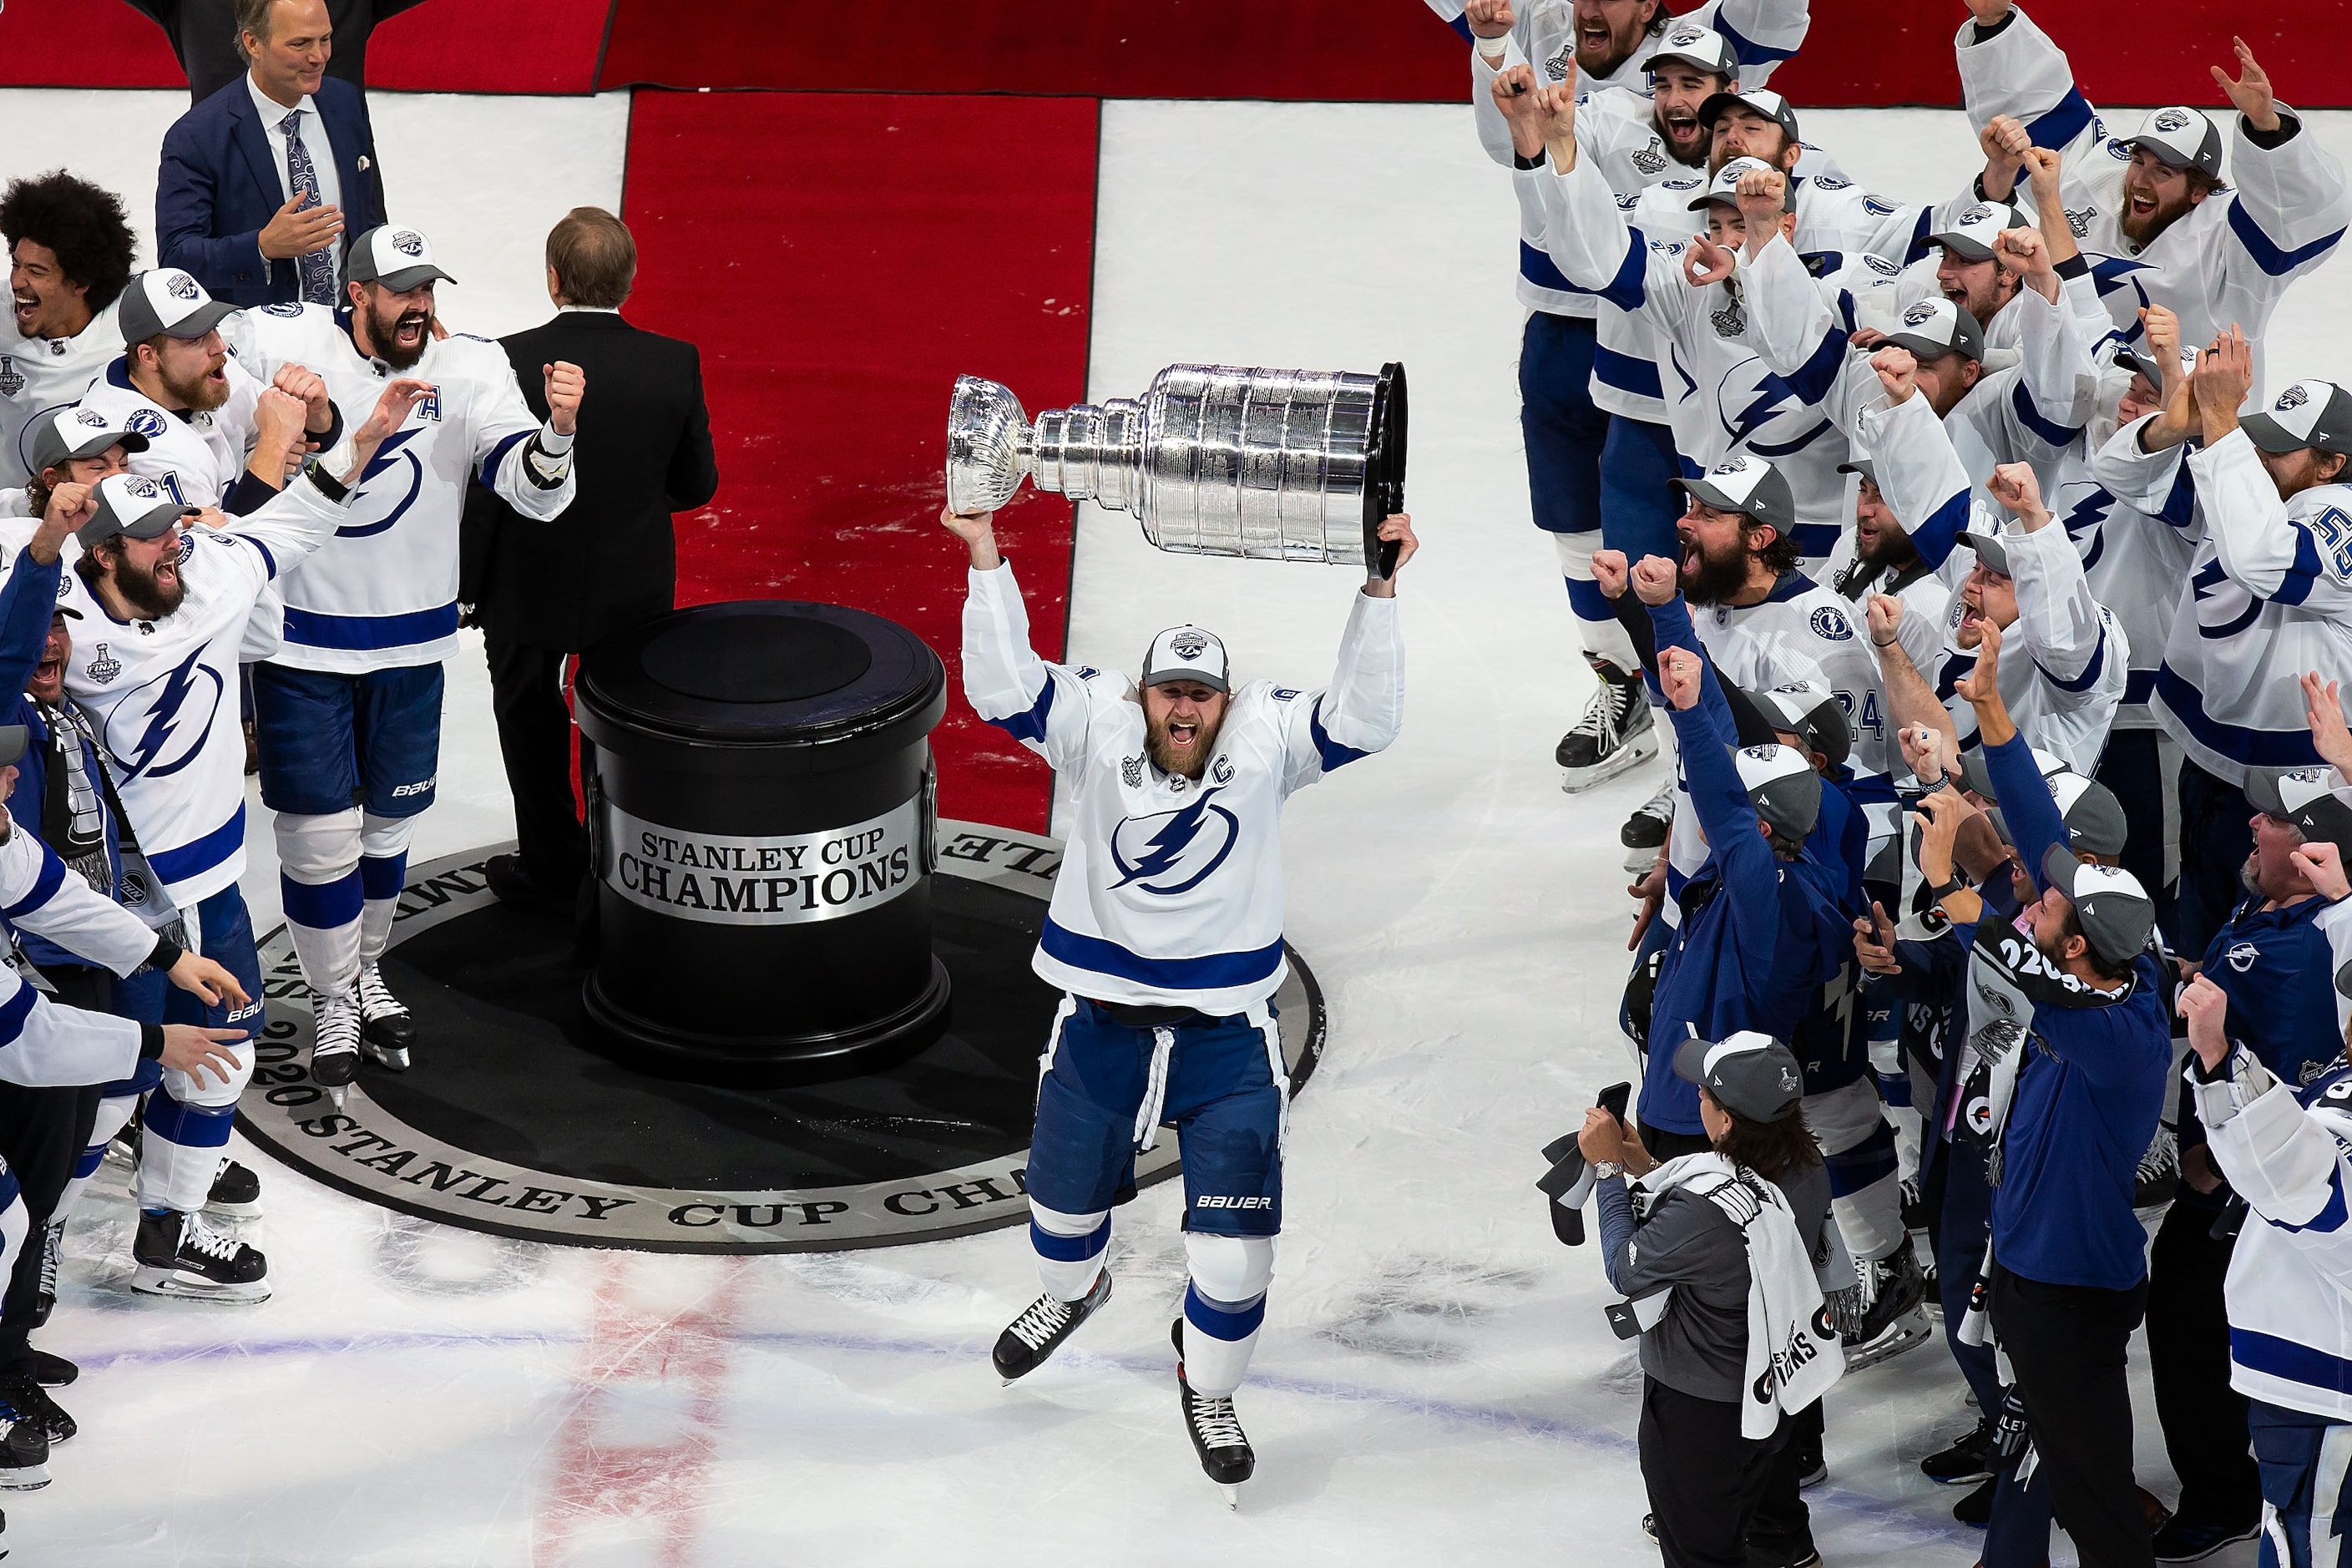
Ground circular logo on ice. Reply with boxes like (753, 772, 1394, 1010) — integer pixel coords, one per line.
(103, 646, 224, 781)
(1108, 788, 1239, 896)
(1809, 606, 1854, 641)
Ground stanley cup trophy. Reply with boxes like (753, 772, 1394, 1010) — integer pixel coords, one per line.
(945, 362, 1409, 577)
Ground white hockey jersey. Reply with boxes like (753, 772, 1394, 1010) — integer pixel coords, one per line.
(1689, 574, 1899, 778)
(961, 560, 1402, 1014)
(0, 807, 174, 1088)
(2193, 1050, 2352, 1422)
(2097, 422, 2352, 786)
(221, 305, 575, 673)
(0, 300, 123, 491)
(54, 471, 355, 903)
(1458, 0, 1812, 316)
(1954, 6, 2350, 376)
(1864, 390, 2128, 771)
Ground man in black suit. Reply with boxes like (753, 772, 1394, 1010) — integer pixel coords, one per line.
(154, 0, 386, 309)
(124, 0, 432, 104)
(463, 208, 719, 908)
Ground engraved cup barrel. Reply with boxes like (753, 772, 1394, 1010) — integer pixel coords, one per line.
(945, 361, 1408, 573)
(574, 601, 950, 1085)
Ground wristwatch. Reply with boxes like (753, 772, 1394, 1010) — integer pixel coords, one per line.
(1592, 1160, 1626, 1181)
(1925, 874, 1968, 903)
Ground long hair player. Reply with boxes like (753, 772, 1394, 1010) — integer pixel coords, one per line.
(941, 502, 1414, 1505)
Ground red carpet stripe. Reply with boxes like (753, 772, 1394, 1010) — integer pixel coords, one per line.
(618, 89, 1098, 832)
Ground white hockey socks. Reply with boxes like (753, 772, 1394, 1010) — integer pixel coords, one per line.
(139, 1044, 255, 1213)
(55, 1092, 139, 1227)
(1807, 1078, 1905, 1262)
(276, 807, 364, 997)
(1181, 1233, 1275, 1399)
(357, 812, 416, 966)
(1029, 1202, 1110, 1302)
(1555, 533, 1641, 675)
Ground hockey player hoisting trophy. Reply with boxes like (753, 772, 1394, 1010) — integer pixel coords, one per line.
(939, 498, 1414, 1502)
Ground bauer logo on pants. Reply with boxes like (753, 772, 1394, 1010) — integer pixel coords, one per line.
(604, 797, 922, 925)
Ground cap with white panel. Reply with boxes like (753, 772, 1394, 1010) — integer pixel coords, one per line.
(1140, 625, 1231, 693)
(1748, 680, 1852, 770)
(1731, 741, 1823, 844)
(2239, 381, 2352, 458)
(117, 268, 235, 346)
(1694, 87, 1800, 142)
(1958, 742, 2068, 804)
(1639, 23, 1737, 79)
(344, 225, 457, 293)
(2246, 765, 2352, 855)
(75, 471, 199, 549)
(1926, 200, 2032, 264)
(1882, 296, 1986, 364)
(28, 404, 149, 476)
(1669, 453, 1798, 536)
(1672, 1030, 1804, 1123)
(1987, 771, 2130, 858)
(2126, 105, 2224, 180)
(1687, 154, 1796, 213)
(2041, 847, 2157, 968)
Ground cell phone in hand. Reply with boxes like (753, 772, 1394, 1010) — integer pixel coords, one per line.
(1597, 1080, 1631, 1126)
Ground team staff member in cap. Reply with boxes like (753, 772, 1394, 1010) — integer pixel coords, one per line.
(943, 499, 1413, 1497)
(2179, 970, 2352, 1568)
(1, 172, 139, 491)
(225, 223, 582, 1091)
(1956, 616, 2170, 1568)
(48, 382, 425, 1302)
(2102, 335, 2352, 964)
(76, 267, 340, 513)
(3, 405, 149, 520)
(1957, 4, 2349, 377)
(1578, 1023, 1843, 1568)
(0, 486, 252, 1439)
(1457, 0, 1813, 796)
(2142, 750, 2352, 1561)
(155, 0, 387, 308)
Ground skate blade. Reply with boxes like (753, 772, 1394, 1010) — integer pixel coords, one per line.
(203, 1200, 264, 1222)
(326, 1084, 349, 1110)
(1621, 844, 1665, 876)
(362, 1042, 412, 1072)
(0, 1463, 49, 1491)
(1844, 1307, 1933, 1372)
(1560, 734, 1661, 794)
(1221, 1484, 1240, 1511)
(130, 1267, 271, 1304)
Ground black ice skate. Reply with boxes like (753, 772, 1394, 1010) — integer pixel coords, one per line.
(311, 982, 362, 1103)
(0, 1396, 48, 1490)
(1619, 780, 1675, 874)
(991, 1269, 1111, 1383)
(1171, 1318, 1254, 1507)
(1558, 660, 1657, 793)
(132, 1209, 271, 1302)
(206, 1157, 263, 1222)
(0, 1378, 72, 1446)
(357, 963, 416, 1071)
(1835, 1237, 1931, 1372)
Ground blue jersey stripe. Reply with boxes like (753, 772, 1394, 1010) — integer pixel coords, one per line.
(984, 675, 1055, 744)
(1, 849, 65, 922)
(1592, 342, 1664, 400)
(1309, 696, 1372, 772)
(148, 803, 246, 887)
(1039, 919, 1284, 993)
(2026, 88, 2096, 151)
(2226, 197, 2344, 279)
(2156, 665, 2326, 767)
(282, 601, 461, 651)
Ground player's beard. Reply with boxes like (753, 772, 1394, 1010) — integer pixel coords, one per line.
(2117, 185, 2194, 247)
(1854, 520, 1918, 574)
(365, 299, 433, 372)
(1679, 533, 1752, 605)
(1145, 708, 1223, 781)
(159, 356, 231, 414)
(112, 550, 185, 619)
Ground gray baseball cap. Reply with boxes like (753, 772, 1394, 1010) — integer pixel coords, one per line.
(117, 268, 235, 345)
(1140, 625, 1230, 693)
(1672, 454, 1798, 539)
(2240, 381, 2352, 459)
(1674, 1030, 1804, 1123)
(2127, 105, 2224, 180)
(345, 225, 456, 293)
(1988, 771, 2130, 858)
(1696, 88, 1801, 144)
(1732, 741, 1823, 844)
(75, 472, 197, 549)
(1927, 200, 2030, 264)
(1747, 680, 1852, 770)
(1955, 527, 2012, 576)
(28, 405, 149, 476)
(2246, 765, 2352, 855)
(1884, 297, 1988, 364)
(1959, 742, 2068, 804)
(2041, 846, 2156, 968)
(0, 727, 27, 768)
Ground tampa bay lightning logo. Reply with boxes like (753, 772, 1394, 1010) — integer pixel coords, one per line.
(2153, 108, 2193, 134)
(391, 230, 425, 257)
(1668, 25, 1706, 46)
(102, 645, 222, 782)
(1108, 787, 1239, 895)
(1959, 203, 1992, 226)
(1902, 301, 1939, 328)
(2106, 138, 2132, 159)
(1714, 355, 1833, 456)
(1864, 255, 1899, 276)
(74, 408, 106, 428)
(263, 302, 305, 317)
(2279, 386, 2311, 411)
(1812, 175, 1850, 191)
(164, 272, 199, 301)
(340, 427, 427, 539)
(1170, 630, 1208, 660)
(126, 409, 167, 440)
(1809, 606, 1854, 641)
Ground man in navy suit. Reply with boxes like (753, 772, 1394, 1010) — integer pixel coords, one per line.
(154, 0, 385, 309)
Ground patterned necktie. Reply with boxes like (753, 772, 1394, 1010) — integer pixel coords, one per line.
(279, 109, 338, 306)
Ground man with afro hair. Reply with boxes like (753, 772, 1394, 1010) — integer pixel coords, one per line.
(1, 172, 137, 489)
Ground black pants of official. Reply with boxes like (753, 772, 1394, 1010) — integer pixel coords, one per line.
(483, 625, 589, 893)
(2172, 758, 2253, 964)
(0, 965, 113, 1371)
(1990, 1262, 2153, 1568)
(2147, 1201, 2260, 1532)
(1640, 1376, 1799, 1568)
(2094, 729, 2172, 933)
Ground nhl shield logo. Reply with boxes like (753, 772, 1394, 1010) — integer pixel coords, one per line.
(164, 271, 200, 301)
(2153, 108, 2193, 134)
(1170, 630, 1208, 660)
(0, 359, 18, 397)
(2279, 386, 2311, 411)
(85, 644, 121, 685)
(391, 230, 425, 258)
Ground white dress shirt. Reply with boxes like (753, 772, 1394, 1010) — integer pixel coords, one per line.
(246, 73, 342, 266)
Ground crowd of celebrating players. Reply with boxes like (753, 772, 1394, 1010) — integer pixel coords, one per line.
(1437, 0, 2352, 1562)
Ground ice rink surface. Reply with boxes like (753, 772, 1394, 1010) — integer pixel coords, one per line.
(8, 86, 2352, 1565)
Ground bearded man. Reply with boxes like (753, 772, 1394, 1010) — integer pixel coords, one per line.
(943, 500, 1412, 1501)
